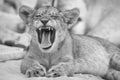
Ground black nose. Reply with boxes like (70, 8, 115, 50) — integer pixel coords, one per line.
(41, 20, 48, 25)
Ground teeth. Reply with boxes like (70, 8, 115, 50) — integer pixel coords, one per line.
(39, 28, 41, 31)
(49, 27, 50, 30)
(39, 27, 54, 31)
(36, 26, 56, 46)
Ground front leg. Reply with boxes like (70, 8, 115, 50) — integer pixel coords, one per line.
(47, 55, 74, 77)
(47, 63, 67, 77)
(21, 57, 46, 77)
(106, 69, 120, 80)
(47, 62, 74, 77)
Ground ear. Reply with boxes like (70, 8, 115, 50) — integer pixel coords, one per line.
(62, 8, 80, 29)
(19, 5, 34, 23)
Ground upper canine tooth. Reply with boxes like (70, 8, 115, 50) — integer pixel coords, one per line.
(49, 27, 50, 30)
(39, 28, 41, 31)
(51, 28, 53, 30)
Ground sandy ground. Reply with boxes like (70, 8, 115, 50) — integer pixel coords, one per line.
(0, 60, 103, 80)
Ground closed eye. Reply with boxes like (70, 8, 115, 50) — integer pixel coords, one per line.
(35, 15, 41, 17)
(51, 16, 58, 19)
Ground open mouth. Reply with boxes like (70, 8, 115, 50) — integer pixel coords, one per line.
(36, 26, 56, 50)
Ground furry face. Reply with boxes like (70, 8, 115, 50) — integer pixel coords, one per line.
(19, 6, 79, 52)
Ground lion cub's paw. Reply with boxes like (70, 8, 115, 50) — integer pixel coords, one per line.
(26, 64, 46, 77)
(47, 63, 68, 77)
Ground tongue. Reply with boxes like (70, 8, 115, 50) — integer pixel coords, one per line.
(40, 32, 51, 48)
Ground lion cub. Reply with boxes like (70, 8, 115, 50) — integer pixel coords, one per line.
(19, 5, 120, 78)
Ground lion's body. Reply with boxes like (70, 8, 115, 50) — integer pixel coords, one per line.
(19, 6, 120, 79)
(21, 31, 120, 76)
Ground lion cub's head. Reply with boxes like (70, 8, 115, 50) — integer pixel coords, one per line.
(19, 6, 79, 53)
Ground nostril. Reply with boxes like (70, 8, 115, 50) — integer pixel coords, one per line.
(41, 20, 48, 25)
